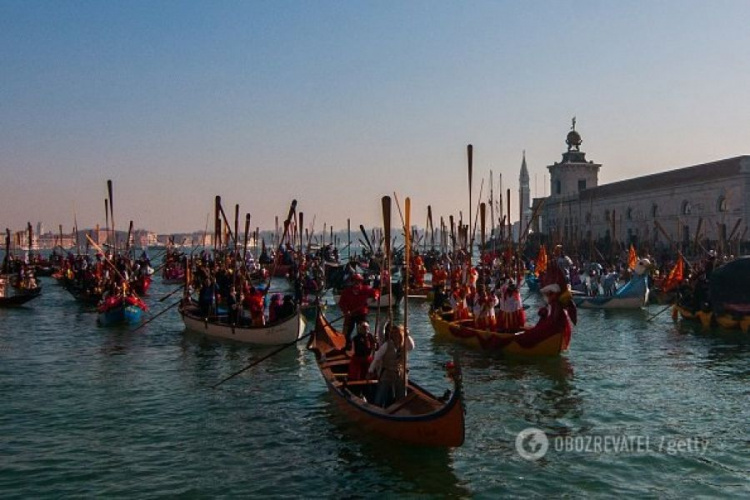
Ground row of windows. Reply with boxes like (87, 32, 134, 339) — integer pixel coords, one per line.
(579, 196, 731, 224)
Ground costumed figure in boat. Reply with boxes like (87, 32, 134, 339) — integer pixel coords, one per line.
(97, 282, 148, 326)
(337, 273, 379, 348)
(430, 261, 576, 356)
(0, 271, 42, 307)
(473, 284, 499, 330)
(673, 253, 750, 332)
(496, 280, 526, 331)
(574, 258, 651, 309)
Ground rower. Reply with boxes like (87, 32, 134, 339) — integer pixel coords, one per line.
(337, 273, 379, 350)
(368, 324, 415, 408)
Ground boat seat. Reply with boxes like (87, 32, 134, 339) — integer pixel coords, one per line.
(321, 359, 351, 369)
(386, 392, 419, 414)
(322, 354, 348, 362)
(344, 379, 378, 386)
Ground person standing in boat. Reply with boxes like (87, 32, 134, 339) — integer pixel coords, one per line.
(526, 283, 574, 350)
(347, 321, 375, 382)
(226, 286, 240, 325)
(338, 273, 379, 349)
(368, 324, 415, 408)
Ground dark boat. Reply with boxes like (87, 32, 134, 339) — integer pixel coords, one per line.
(0, 277, 42, 307)
(307, 310, 465, 447)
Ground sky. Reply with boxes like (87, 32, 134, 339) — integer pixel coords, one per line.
(2, 0, 750, 235)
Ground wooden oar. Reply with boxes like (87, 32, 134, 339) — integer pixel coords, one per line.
(467, 144, 473, 256)
(107, 179, 116, 251)
(159, 284, 185, 302)
(403, 196, 411, 396)
(382, 196, 393, 326)
(130, 298, 182, 333)
(646, 304, 673, 322)
(211, 311, 347, 389)
(359, 224, 373, 251)
(212, 331, 313, 389)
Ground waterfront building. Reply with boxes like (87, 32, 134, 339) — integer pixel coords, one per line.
(531, 122, 750, 256)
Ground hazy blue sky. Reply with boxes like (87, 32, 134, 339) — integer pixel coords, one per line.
(2, 0, 750, 234)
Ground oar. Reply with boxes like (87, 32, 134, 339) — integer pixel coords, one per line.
(159, 284, 185, 302)
(212, 331, 314, 389)
(359, 224, 373, 251)
(403, 196, 411, 396)
(130, 298, 182, 332)
(646, 304, 673, 322)
(107, 179, 116, 251)
(467, 144, 473, 255)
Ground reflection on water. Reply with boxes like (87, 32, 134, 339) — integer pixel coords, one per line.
(319, 393, 472, 498)
(0, 276, 747, 497)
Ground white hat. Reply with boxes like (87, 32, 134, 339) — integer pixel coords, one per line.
(540, 283, 561, 294)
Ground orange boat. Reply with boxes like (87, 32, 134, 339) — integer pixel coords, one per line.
(308, 311, 465, 447)
(429, 310, 568, 356)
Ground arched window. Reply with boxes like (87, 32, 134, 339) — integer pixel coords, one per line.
(682, 200, 692, 215)
(651, 204, 658, 218)
(626, 207, 633, 220)
(604, 209, 610, 222)
(718, 196, 729, 213)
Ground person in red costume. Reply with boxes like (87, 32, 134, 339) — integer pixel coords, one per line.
(338, 274, 379, 349)
(243, 284, 266, 326)
(411, 255, 427, 288)
(519, 283, 573, 350)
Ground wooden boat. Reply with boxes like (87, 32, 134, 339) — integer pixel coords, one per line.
(308, 311, 465, 447)
(429, 310, 567, 356)
(0, 277, 42, 307)
(179, 299, 306, 345)
(573, 259, 650, 309)
(673, 256, 750, 332)
(406, 283, 433, 300)
(97, 295, 146, 326)
(162, 264, 185, 285)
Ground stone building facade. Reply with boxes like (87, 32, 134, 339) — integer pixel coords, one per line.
(531, 126, 750, 256)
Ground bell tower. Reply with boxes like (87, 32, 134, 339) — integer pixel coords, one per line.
(548, 118, 601, 197)
(519, 151, 531, 234)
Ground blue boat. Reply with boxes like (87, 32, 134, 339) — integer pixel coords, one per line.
(97, 298, 146, 326)
(573, 260, 650, 309)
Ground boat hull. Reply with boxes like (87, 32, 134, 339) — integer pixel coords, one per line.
(98, 304, 144, 326)
(573, 295, 648, 309)
(309, 312, 465, 447)
(0, 288, 42, 307)
(430, 311, 565, 356)
(180, 302, 306, 345)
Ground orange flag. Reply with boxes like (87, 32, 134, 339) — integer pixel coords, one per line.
(535, 245, 548, 277)
(663, 255, 684, 292)
(628, 244, 637, 270)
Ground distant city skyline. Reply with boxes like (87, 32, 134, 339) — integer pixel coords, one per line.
(3, 1, 750, 234)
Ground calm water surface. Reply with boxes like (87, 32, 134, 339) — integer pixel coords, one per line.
(0, 276, 748, 498)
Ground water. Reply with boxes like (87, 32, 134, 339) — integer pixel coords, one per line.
(0, 276, 748, 498)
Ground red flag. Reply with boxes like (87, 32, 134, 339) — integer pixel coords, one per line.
(535, 245, 548, 277)
(628, 244, 637, 270)
(663, 255, 684, 292)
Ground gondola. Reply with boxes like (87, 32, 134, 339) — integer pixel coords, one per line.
(573, 259, 650, 309)
(429, 310, 567, 356)
(308, 310, 465, 447)
(0, 285, 42, 307)
(179, 298, 306, 345)
(97, 295, 147, 326)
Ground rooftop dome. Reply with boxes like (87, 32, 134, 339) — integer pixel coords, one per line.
(566, 129, 582, 151)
